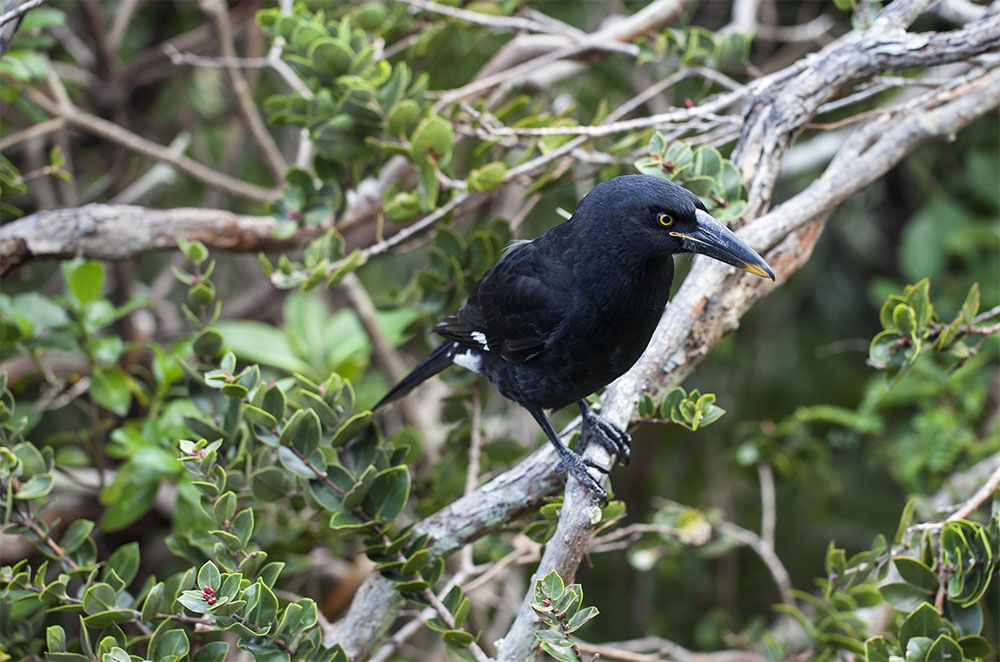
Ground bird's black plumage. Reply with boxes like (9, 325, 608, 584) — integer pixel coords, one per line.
(376, 175, 774, 500)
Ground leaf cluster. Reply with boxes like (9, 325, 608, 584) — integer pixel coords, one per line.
(531, 570, 600, 662)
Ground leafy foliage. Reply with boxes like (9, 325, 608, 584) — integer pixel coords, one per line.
(531, 570, 600, 662)
(636, 136, 749, 221)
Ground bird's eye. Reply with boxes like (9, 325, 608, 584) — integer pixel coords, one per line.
(657, 212, 674, 227)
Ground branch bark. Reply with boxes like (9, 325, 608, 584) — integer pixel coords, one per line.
(0, 205, 316, 274)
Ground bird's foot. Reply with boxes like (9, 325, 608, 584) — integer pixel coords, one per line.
(552, 444, 609, 504)
(580, 409, 631, 466)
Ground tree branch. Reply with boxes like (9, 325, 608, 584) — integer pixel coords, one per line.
(16, 82, 277, 203)
(0, 205, 315, 274)
(200, 0, 287, 182)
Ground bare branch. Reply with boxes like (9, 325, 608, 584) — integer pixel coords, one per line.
(0, 205, 315, 275)
(17, 85, 277, 203)
(0, 117, 65, 152)
(0, 0, 42, 28)
(200, 0, 287, 182)
(432, 0, 687, 108)
(402, 0, 555, 34)
(714, 519, 794, 606)
(758, 462, 776, 550)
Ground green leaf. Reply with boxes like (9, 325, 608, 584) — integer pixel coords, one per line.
(83, 583, 117, 614)
(925, 634, 963, 662)
(894, 557, 939, 593)
(962, 283, 980, 325)
(946, 599, 982, 638)
(899, 603, 948, 650)
(387, 99, 420, 138)
(245, 405, 278, 429)
(363, 466, 410, 523)
(80, 610, 134, 628)
(469, 161, 507, 192)
(565, 605, 599, 633)
(198, 561, 222, 591)
(534, 570, 565, 607)
(90, 366, 132, 416)
(104, 542, 140, 588)
(102, 480, 158, 532)
(401, 549, 430, 576)
(895, 497, 916, 544)
(177, 238, 209, 264)
(214, 320, 313, 376)
(308, 37, 354, 77)
(151, 628, 190, 660)
(637, 393, 656, 418)
(957, 635, 991, 660)
(331, 412, 372, 448)
(904, 636, 933, 662)
(394, 579, 431, 593)
(893, 304, 917, 339)
(47, 625, 67, 652)
(294, 409, 322, 456)
(692, 146, 722, 179)
(441, 630, 474, 647)
(539, 640, 578, 662)
(15, 473, 54, 499)
(278, 445, 318, 478)
(141, 582, 164, 622)
(864, 635, 891, 662)
(63, 259, 105, 306)
(232, 508, 254, 547)
(329, 510, 368, 532)
(342, 465, 377, 510)
(881, 583, 932, 612)
(192, 641, 230, 662)
(410, 115, 454, 163)
(11, 292, 68, 329)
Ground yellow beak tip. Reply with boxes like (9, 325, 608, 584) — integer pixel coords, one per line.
(742, 263, 776, 280)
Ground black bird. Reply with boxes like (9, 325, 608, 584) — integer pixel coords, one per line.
(375, 175, 774, 500)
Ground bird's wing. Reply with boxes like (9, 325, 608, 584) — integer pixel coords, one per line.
(435, 245, 566, 363)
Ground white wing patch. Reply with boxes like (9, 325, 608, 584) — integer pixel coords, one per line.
(453, 349, 482, 374)
(502, 238, 531, 257)
(470, 330, 490, 351)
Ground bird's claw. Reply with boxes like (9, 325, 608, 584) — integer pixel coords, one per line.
(580, 410, 632, 466)
(553, 447, 609, 504)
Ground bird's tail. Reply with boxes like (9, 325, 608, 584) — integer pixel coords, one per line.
(373, 341, 459, 411)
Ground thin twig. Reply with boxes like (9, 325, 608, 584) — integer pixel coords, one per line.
(164, 44, 270, 69)
(755, 14, 836, 43)
(107, 0, 139, 55)
(349, 192, 472, 265)
(0, 0, 42, 28)
(714, 520, 794, 607)
(0, 117, 65, 152)
(758, 462, 776, 550)
(423, 588, 493, 662)
(919, 463, 1000, 527)
(402, 0, 553, 34)
(17, 85, 276, 202)
(462, 390, 484, 573)
(201, 0, 287, 181)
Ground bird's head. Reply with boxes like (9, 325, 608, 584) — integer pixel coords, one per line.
(583, 175, 775, 280)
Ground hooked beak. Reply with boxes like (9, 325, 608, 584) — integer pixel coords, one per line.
(671, 209, 775, 280)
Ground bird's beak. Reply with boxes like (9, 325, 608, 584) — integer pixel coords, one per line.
(671, 209, 775, 280)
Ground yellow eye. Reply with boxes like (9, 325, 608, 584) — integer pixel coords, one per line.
(658, 213, 674, 226)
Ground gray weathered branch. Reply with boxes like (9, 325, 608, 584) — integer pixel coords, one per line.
(0, 205, 316, 274)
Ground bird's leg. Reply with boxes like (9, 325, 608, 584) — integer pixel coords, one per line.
(577, 400, 631, 466)
(526, 407, 609, 503)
